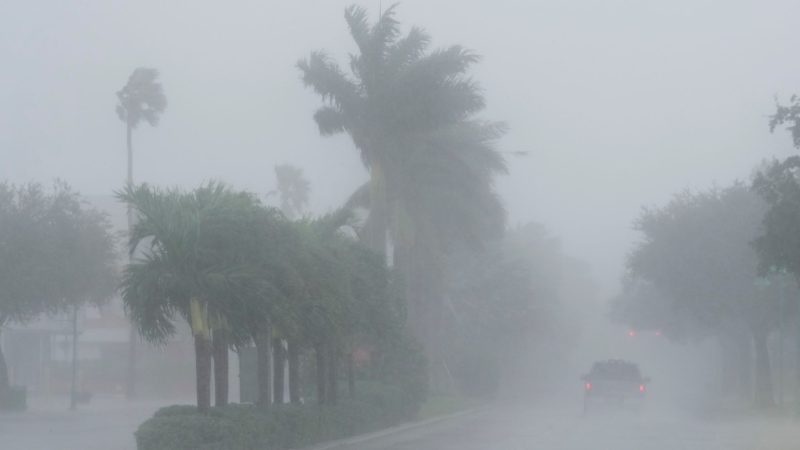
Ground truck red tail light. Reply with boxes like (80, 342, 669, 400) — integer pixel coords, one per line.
(639, 384, 645, 392)
(585, 382, 592, 390)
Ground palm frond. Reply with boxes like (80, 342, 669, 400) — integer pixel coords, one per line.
(313, 106, 347, 136)
(386, 26, 431, 73)
(297, 52, 362, 114)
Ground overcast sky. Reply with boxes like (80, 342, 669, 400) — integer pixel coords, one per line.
(2, 0, 799, 296)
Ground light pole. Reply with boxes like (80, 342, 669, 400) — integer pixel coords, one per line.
(69, 304, 79, 410)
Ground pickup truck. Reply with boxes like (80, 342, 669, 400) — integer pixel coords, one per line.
(581, 359, 650, 412)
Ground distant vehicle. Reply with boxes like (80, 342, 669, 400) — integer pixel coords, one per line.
(581, 359, 650, 412)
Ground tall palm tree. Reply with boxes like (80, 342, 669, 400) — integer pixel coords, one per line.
(116, 68, 167, 189)
(116, 67, 167, 398)
(298, 5, 506, 367)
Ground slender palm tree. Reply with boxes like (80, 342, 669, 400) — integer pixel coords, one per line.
(116, 68, 167, 189)
(116, 67, 166, 398)
(298, 5, 506, 367)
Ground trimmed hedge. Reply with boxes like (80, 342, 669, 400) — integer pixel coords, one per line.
(136, 383, 423, 450)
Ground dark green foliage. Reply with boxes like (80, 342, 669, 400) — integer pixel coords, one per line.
(753, 157, 800, 277)
(135, 382, 424, 450)
(769, 95, 800, 149)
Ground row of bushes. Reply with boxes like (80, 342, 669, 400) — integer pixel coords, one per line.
(136, 383, 422, 450)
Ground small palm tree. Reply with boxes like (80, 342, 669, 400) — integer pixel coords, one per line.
(119, 183, 260, 412)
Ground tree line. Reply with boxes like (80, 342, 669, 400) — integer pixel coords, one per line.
(613, 94, 800, 408)
(2, 4, 549, 411)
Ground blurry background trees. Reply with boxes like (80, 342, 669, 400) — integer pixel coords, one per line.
(0, 182, 117, 406)
(612, 184, 795, 407)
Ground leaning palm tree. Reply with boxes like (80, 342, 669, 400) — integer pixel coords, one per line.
(116, 67, 166, 398)
(298, 5, 507, 367)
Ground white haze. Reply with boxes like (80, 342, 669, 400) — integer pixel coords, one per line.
(3, 1, 800, 296)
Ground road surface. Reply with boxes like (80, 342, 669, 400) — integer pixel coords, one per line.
(0, 396, 170, 450)
(328, 405, 800, 450)
(3, 398, 800, 450)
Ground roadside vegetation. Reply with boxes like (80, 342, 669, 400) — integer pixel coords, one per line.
(612, 94, 800, 410)
(6, 2, 800, 449)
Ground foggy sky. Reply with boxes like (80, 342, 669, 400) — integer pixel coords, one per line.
(2, 0, 799, 296)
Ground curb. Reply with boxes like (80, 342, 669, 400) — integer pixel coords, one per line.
(301, 407, 486, 450)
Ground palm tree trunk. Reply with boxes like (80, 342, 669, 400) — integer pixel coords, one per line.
(288, 340, 300, 404)
(315, 344, 326, 405)
(255, 329, 272, 408)
(125, 122, 138, 400)
(213, 329, 228, 407)
(327, 342, 338, 405)
(347, 350, 355, 399)
(753, 328, 775, 408)
(364, 164, 389, 257)
(194, 334, 212, 413)
(273, 339, 285, 404)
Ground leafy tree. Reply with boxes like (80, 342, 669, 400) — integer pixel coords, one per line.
(0, 182, 117, 397)
(622, 184, 783, 407)
(298, 4, 506, 371)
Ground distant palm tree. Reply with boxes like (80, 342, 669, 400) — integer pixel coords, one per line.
(272, 164, 310, 219)
(116, 68, 167, 189)
(116, 67, 166, 398)
(298, 5, 506, 366)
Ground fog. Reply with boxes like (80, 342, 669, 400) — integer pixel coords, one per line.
(3, 1, 800, 449)
(3, 1, 799, 294)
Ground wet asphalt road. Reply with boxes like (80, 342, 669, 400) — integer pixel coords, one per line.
(329, 405, 800, 450)
(3, 399, 800, 450)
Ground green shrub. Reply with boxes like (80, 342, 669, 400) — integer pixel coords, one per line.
(136, 383, 423, 450)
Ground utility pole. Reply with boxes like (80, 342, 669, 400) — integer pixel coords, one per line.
(70, 305, 79, 410)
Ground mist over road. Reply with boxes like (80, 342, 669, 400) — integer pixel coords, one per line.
(0, 397, 168, 450)
(333, 405, 799, 450)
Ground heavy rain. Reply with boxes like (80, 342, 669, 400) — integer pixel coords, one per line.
(2, 1, 800, 449)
